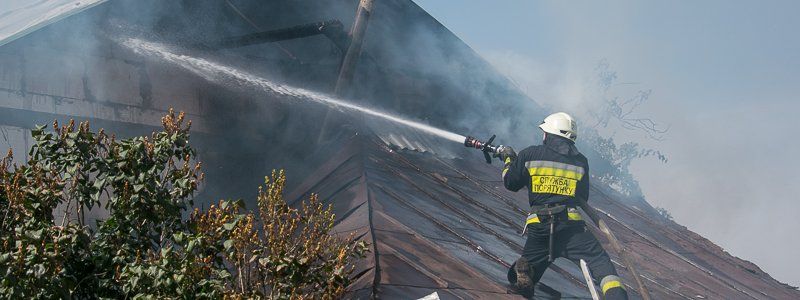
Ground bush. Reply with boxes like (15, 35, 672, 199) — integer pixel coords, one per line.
(0, 110, 367, 299)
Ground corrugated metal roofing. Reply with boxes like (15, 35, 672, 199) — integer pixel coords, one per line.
(288, 133, 800, 299)
(368, 117, 460, 159)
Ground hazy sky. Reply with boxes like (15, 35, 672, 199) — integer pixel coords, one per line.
(414, 0, 800, 286)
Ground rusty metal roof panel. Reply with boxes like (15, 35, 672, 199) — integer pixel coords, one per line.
(289, 133, 800, 299)
(368, 117, 460, 159)
(289, 135, 591, 299)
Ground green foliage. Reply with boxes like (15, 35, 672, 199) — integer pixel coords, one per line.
(582, 127, 645, 196)
(0, 110, 367, 299)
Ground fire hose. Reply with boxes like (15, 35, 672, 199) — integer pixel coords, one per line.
(577, 198, 652, 299)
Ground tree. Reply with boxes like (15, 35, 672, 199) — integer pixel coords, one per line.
(0, 109, 366, 299)
(580, 60, 669, 196)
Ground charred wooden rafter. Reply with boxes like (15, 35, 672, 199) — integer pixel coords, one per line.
(198, 19, 348, 51)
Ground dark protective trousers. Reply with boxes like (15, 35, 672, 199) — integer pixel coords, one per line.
(508, 220, 628, 299)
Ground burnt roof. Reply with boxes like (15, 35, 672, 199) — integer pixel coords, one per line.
(287, 133, 800, 299)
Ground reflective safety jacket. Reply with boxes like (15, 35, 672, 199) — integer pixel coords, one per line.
(503, 134, 589, 208)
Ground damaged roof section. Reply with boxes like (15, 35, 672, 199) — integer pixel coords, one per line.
(288, 132, 800, 299)
(368, 117, 460, 159)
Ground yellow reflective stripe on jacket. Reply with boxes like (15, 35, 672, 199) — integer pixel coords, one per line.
(501, 157, 512, 178)
(524, 161, 585, 180)
(524, 161, 585, 196)
(601, 275, 624, 294)
(527, 167, 584, 180)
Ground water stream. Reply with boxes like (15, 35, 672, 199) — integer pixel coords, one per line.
(120, 38, 467, 144)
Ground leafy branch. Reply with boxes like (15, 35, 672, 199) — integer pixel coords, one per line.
(0, 109, 366, 299)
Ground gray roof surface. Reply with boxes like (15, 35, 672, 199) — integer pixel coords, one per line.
(287, 133, 800, 299)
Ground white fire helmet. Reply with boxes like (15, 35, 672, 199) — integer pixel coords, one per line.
(539, 112, 577, 141)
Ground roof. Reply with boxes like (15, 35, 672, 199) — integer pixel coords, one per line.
(287, 132, 800, 299)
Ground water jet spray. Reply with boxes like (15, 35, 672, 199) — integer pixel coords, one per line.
(121, 37, 513, 165)
(121, 38, 468, 144)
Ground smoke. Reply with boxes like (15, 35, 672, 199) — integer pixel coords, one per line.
(483, 50, 585, 113)
(120, 37, 466, 143)
(486, 42, 800, 287)
(3, 0, 642, 210)
(629, 101, 800, 286)
(432, 0, 800, 286)
(3, 0, 542, 202)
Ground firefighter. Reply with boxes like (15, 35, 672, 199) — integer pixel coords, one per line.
(497, 112, 628, 299)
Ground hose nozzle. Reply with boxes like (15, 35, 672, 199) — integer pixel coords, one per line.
(464, 135, 498, 164)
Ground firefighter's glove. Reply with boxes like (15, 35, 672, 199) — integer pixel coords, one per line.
(495, 146, 517, 165)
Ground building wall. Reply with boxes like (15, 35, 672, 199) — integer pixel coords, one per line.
(0, 22, 210, 163)
(0, 14, 220, 223)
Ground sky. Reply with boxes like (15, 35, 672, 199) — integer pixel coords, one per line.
(414, 0, 800, 286)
